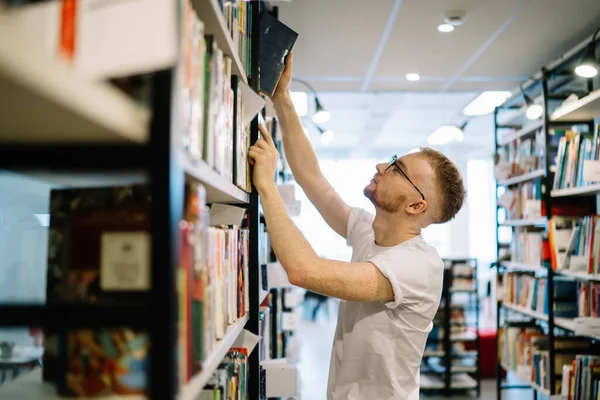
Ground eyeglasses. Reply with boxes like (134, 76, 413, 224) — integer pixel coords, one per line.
(385, 155, 425, 200)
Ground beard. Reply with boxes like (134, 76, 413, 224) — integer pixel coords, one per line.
(363, 184, 406, 214)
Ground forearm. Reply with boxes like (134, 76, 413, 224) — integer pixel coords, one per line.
(273, 94, 322, 186)
(258, 183, 320, 284)
(258, 184, 393, 302)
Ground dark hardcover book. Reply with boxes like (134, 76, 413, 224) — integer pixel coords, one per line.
(46, 184, 151, 305)
(258, 11, 298, 96)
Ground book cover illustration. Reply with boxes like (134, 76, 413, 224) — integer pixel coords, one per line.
(46, 185, 151, 305)
(258, 11, 298, 97)
(62, 328, 149, 396)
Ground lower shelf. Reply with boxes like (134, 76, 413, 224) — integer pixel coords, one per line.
(181, 314, 249, 400)
(420, 373, 478, 389)
(0, 315, 250, 400)
(0, 368, 144, 399)
(500, 362, 565, 400)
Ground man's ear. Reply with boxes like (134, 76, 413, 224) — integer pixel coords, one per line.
(406, 200, 427, 215)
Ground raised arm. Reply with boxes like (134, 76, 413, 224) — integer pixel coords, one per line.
(271, 55, 351, 238)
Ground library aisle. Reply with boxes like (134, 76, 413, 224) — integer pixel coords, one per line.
(2, 1, 600, 400)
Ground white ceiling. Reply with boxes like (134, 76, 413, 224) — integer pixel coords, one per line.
(276, 0, 600, 159)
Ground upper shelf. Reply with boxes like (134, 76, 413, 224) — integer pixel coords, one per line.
(551, 183, 600, 198)
(550, 89, 600, 122)
(497, 169, 545, 186)
(191, 0, 248, 84)
(0, 13, 150, 143)
(497, 121, 544, 147)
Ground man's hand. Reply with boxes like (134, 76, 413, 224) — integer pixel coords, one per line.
(249, 124, 279, 193)
(272, 53, 293, 103)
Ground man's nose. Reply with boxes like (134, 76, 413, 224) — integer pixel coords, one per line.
(375, 163, 387, 174)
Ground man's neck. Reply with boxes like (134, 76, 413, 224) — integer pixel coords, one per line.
(372, 209, 421, 247)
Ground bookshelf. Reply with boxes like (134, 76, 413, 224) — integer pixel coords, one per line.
(0, 13, 150, 143)
(422, 258, 481, 396)
(494, 26, 600, 400)
(0, 1, 271, 399)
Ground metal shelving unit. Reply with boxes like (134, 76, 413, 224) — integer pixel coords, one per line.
(0, 1, 267, 399)
(493, 25, 600, 400)
(421, 258, 481, 397)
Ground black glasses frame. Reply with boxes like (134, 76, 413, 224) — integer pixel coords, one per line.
(385, 155, 425, 200)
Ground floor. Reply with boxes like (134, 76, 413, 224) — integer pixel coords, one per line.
(295, 298, 545, 400)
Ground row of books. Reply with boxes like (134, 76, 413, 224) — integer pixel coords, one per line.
(561, 354, 600, 400)
(494, 133, 544, 180)
(179, 182, 250, 383)
(500, 273, 578, 318)
(509, 231, 543, 266)
(181, 0, 252, 191)
(198, 348, 249, 400)
(551, 215, 600, 273)
(222, 0, 254, 76)
(499, 326, 593, 394)
(498, 181, 542, 220)
(553, 126, 600, 191)
(577, 281, 600, 318)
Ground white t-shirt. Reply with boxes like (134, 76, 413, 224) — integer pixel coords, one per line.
(327, 208, 444, 400)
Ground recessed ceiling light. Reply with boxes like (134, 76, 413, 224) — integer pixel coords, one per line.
(438, 23, 454, 33)
(427, 125, 463, 145)
(406, 73, 420, 81)
(463, 91, 512, 116)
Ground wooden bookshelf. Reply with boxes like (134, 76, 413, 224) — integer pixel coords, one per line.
(550, 88, 600, 122)
(497, 169, 545, 186)
(0, 13, 150, 144)
(182, 315, 249, 400)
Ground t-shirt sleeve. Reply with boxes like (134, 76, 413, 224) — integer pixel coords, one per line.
(346, 207, 374, 248)
(368, 248, 434, 309)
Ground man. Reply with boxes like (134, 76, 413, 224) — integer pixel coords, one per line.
(249, 54, 466, 400)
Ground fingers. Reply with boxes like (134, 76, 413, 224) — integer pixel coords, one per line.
(258, 124, 275, 146)
(255, 138, 270, 150)
(284, 53, 293, 74)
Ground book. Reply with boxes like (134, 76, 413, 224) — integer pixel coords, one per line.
(46, 185, 151, 305)
(258, 11, 298, 97)
(58, 328, 149, 396)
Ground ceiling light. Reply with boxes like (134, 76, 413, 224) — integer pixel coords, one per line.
(427, 125, 463, 145)
(520, 82, 543, 120)
(575, 38, 599, 78)
(463, 91, 512, 116)
(290, 91, 308, 116)
(312, 98, 330, 123)
(526, 103, 543, 120)
(576, 64, 598, 78)
(406, 73, 420, 81)
(320, 130, 335, 145)
(438, 24, 454, 33)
